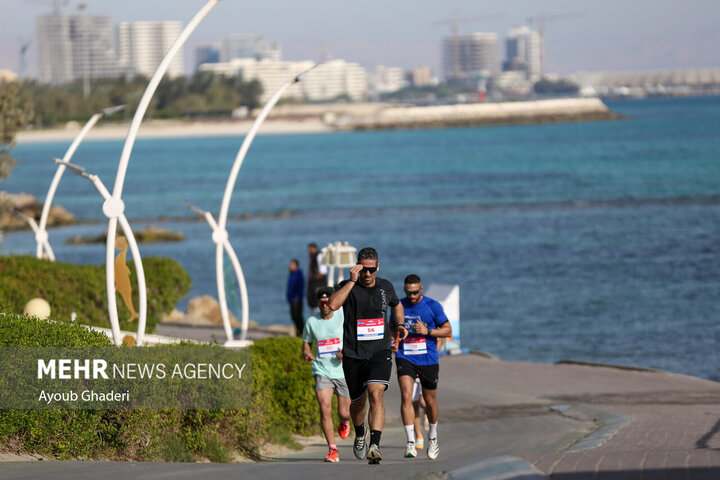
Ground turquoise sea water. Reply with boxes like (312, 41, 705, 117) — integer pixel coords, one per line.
(3, 96, 720, 380)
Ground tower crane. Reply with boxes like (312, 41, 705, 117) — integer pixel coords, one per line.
(18, 38, 32, 76)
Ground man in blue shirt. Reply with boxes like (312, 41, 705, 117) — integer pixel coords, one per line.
(286, 259, 305, 336)
(392, 274, 452, 460)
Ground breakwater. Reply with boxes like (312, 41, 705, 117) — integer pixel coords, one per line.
(332, 97, 620, 131)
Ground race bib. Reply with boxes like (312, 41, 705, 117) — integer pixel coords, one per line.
(357, 318, 384, 341)
(402, 337, 427, 355)
(317, 338, 341, 358)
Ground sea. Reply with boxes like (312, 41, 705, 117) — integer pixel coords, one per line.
(2, 96, 719, 381)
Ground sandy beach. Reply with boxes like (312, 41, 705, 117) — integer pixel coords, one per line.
(16, 118, 334, 144)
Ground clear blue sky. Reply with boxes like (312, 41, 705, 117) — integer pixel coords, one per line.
(2, 0, 719, 78)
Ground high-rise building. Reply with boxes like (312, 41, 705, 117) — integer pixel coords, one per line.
(442, 32, 500, 81)
(195, 43, 221, 71)
(504, 26, 541, 82)
(117, 21, 183, 79)
(220, 34, 281, 63)
(37, 13, 118, 84)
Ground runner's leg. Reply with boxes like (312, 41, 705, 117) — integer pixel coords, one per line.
(350, 395, 367, 428)
(337, 392, 351, 423)
(423, 387, 438, 424)
(367, 382, 386, 434)
(316, 388, 336, 446)
(399, 374, 417, 434)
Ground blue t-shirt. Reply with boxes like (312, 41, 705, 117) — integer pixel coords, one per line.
(391, 296, 448, 366)
(301, 309, 345, 379)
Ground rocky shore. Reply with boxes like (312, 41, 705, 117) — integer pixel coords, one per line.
(0, 191, 75, 231)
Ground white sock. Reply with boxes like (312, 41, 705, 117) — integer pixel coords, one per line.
(404, 425, 415, 443)
(429, 422, 438, 439)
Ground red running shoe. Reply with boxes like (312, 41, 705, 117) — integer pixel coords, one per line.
(338, 421, 351, 440)
(325, 447, 339, 463)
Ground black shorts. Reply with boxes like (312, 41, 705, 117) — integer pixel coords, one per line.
(396, 357, 439, 391)
(342, 349, 393, 403)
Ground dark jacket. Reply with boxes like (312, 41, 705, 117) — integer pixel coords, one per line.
(287, 269, 305, 303)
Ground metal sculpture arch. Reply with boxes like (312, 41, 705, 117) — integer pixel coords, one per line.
(187, 66, 317, 345)
(99, 0, 220, 345)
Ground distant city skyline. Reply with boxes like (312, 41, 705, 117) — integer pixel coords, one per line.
(1, 0, 719, 79)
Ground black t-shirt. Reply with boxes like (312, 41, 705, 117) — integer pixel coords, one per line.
(337, 277, 400, 359)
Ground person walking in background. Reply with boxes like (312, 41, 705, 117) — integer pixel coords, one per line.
(392, 274, 452, 460)
(307, 243, 328, 314)
(287, 259, 305, 336)
(302, 287, 352, 463)
(328, 247, 408, 465)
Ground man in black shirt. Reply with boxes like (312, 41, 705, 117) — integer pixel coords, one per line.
(328, 247, 407, 464)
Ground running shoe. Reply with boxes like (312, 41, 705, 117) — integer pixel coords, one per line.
(415, 436, 424, 450)
(353, 429, 368, 459)
(367, 443, 382, 464)
(324, 447, 339, 463)
(427, 437, 439, 460)
(338, 421, 351, 440)
(404, 441, 417, 458)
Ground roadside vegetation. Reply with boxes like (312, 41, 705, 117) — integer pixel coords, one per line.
(0, 255, 190, 334)
(0, 300, 319, 461)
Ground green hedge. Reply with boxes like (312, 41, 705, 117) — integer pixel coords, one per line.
(0, 255, 191, 333)
(0, 309, 317, 461)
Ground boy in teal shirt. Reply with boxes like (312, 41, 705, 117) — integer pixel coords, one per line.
(302, 287, 351, 462)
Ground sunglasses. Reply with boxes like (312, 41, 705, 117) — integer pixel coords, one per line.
(405, 289, 421, 295)
(358, 266, 378, 274)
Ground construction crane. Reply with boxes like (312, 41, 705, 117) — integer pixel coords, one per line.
(433, 13, 506, 80)
(24, 0, 70, 14)
(527, 12, 583, 77)
(18, 38, 32, 76)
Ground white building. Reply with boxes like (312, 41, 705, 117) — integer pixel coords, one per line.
(117, 21, 183, 78)
(37, 13, 118, 84)
(200, 58, 369, 103)
(406, 66, 437, 87)
(372, 66, 408, 94)
(442, 33, 500, 81)
(504, 26, 542, 82)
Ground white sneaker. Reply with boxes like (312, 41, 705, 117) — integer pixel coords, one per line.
(427, 437, 439, 460)
(416, 436, 424, 450)
(367, 444, 382, 464)
(404, 441, 417, 458)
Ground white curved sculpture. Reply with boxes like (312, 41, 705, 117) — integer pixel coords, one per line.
(56, 159, 148, 346)
(102, 0, 220, 346)
(35, 105, 125, 261)
(209, 65, 318, 344)
(182, 202, 250, 346)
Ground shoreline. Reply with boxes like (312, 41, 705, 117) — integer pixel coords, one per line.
(16, 98, 619, 144)
(16, 118, 334, 144)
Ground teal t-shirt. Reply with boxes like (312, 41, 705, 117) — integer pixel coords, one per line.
(301, 309, 345, 379)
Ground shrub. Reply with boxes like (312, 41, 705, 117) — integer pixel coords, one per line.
(0, 308, 319, 461)
(0, 255, 191, 333)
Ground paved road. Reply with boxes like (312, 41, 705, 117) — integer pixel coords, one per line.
(5, 354, 720, 479)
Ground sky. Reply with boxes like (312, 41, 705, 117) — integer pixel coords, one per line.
(1, 0, 719, 78)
